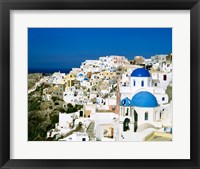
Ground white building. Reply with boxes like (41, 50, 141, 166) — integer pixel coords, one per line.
(118, 68, 172, 141)
(151, 70, 172, 89)
(118, 91, 170, 141)
(63, 87, 86, 105)
(59, 132, 89, 141)
(120, 68, 169, 105)
(93, 112, 119, 141)
(51, 72, 65, 84)
(47, 111, 86, 139)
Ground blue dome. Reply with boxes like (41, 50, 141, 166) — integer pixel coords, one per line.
(83, 77, 89, 81)
(78, 73, 83, 76)
(131, 68, 150, 77)
(130, 91, 158, 107)
(120, 97, 131, 106)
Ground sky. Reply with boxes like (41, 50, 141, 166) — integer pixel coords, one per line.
(28, 28, 172, 72)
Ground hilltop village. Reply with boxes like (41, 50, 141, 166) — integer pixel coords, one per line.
(28, 54, 172, 141)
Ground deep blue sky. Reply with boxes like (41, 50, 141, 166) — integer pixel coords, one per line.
(28, 28, 172, 71)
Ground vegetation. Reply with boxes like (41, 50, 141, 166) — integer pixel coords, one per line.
(90, 98, 96, 104)
(28, 97, 42, 111)
(28, 73, 43, 90)
(166, 85, 172, 102)
(51, 96, 61, 102)
(28, 76, 84, 141)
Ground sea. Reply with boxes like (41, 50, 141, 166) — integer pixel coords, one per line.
(28, 68, 72, 74)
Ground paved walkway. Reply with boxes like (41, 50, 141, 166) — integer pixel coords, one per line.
(86, 121, 95, 141)
(61, 125, 82, 140)
(28, 82, 41, 94)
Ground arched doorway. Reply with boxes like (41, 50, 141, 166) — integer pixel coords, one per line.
(123, 118, 130, 131)
(80, 111, 83, 117)
(134, 110, 138, 132)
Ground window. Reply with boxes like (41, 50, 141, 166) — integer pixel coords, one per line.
(82, 138, 86, 141)
(145, 112, 148, 120)
(155, 83, 157, 87)
(141, 80, 144, 87)
(123, 100, 126, 105)
(162, 97, 165, 101)
(163, 75, 167, 81)
(126, 108, 129, 116)
(134, 80, 136, 86)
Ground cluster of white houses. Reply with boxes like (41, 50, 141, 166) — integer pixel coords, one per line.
(43, 55, 173, 141)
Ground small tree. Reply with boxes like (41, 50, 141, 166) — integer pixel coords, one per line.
(90, 98, 96, 104)
(67, 103, 73, 108)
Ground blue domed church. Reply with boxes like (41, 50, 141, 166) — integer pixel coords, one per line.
(120, 68, 152, 99)
(120, 68, 169, 105)
(119, 68, 168, 139)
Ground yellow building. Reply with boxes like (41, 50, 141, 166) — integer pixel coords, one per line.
(65, 74, 75, 89)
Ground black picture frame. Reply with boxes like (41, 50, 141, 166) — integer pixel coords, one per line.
(0, 0, 199, 168)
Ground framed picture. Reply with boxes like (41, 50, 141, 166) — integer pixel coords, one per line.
(0, 0, 199, 168)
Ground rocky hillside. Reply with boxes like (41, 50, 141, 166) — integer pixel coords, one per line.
(28, 73, 43, 90)
(28, 74, 83, 141)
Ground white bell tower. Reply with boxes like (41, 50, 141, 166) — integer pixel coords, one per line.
(119, 98, 135, 140)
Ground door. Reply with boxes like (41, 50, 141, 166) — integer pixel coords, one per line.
(123, 118, 130, 131)
(134, 110, 138, 132)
